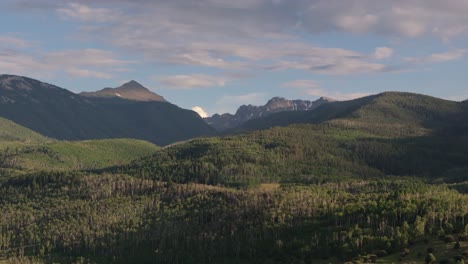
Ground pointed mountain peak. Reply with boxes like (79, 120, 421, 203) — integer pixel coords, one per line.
(80, 81, 167, 102)
(120, 80, 146, 90)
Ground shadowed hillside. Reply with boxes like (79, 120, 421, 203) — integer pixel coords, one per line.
(0, 75, 214, 146)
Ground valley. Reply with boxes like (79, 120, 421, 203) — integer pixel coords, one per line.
(0, 76, 467, 263)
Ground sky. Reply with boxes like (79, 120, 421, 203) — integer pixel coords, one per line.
(1, 0, 468, 117)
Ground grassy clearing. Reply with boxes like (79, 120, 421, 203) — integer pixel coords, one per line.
(4, 139, 159, 171)
(0, 117, 49, 144)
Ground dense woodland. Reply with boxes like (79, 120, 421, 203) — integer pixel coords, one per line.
(1, 173, 468, 263)
(0, 92, 468, 263)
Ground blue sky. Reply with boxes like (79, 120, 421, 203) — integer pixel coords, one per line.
(1, 0, 467, 117)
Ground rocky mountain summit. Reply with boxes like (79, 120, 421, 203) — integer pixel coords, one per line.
(205, 96, 334, 131)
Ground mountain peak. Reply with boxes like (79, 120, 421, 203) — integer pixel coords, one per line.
(266, 97, 287, 105)
(80, 81, 167, 102)
(206, 96, 332, 131)
(120, 80, 146, 90)
(318, 96, 335, 102)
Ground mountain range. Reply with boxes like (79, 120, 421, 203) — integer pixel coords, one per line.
(1, 74, 468, 264)
(205, 96, 334, 131)
(119, 91, 468, 186)
(0, 75, 214, 146)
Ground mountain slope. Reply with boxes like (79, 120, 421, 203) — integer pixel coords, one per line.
(0, 116, 49, 144)
(206, 96, 333, 131)
(1, 138, 159, 171)
(235, 92, 464, 137)
(113, 92, 468, 186)
(80, 80, 167, 102)
(2, 91, 468, 264)
(0, 75, 214, 145)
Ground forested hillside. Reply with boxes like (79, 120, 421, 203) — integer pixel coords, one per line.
(116, 92, 468, 187)
(236, 92, 467, 137)
(1, 174, 468, 263)
(1, 92, 468, 263)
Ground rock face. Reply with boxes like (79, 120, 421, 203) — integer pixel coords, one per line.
(205, 96, 334, 131)
(0, 74, 214, 146)
(80, 80, 167, 102)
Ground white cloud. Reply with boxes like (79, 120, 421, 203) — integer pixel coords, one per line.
(0, 50, 49, 77)
(159, 74, 227, 89)
(191, 106, 209, 118)
(374, 47, 394, 60)
(302, 0, 468, 39)
(428, 49, 467, 62)
(283, 80, 320, 89)
(50, 1, 405, 75)
(16, 0, 468, 43)
(7, 0, 468, 81)
(0, 47, 132, 79)
(406, 49, 467, 64)
(57, 3, 119, 22)
(305, 88, 370, 101)
(66, 68, 112, 79)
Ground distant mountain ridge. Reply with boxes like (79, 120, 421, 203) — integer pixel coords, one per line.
(0, 74, 214, 145)
(205, 96, 334, 131)
(234, 92, 468, 137)
(80, 80, 167, 102)
(117, 91, 468, 187)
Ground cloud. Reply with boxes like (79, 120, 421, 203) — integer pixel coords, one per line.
(305, 88, 370, 101)
(282, 79, 368, 101)
(45, 1, 414, 75)
(191, 106, 209, 118)
(66, 68, 112, 79)
(6, 0, 468, 80)
(0, 45, 132, 79)
(13, 0, 468, 41)
(0, 35, 31, 49)
(428, 49, 467, 62)
(57, 3, 119, 22)
(406, 49, 467, 64)
(159, 74, 227, 89)
(334, 14, 379, 34)
(303, 0, 468, 39)
(374, 47, 393, 59)
(0, 50, 48, 77)
(44, 49, 131, 67)
(283, 80, 320, 89)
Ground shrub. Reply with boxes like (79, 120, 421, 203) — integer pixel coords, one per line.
(438, 258, 454, 264)
(374, 250, 388, 257)
(443, 235, 456, 243)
